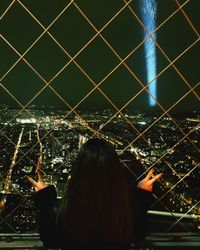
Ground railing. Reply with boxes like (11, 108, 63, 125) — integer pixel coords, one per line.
(0, 233, 200, 249)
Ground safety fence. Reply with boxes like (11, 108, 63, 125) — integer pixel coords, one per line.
(0, 0, 199, 237)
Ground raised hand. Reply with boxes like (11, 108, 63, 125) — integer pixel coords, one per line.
(26, 170, 48, 192)
(137, 168, 163, 192)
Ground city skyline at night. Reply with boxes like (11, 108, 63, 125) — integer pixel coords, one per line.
(0, 107, 199, 233)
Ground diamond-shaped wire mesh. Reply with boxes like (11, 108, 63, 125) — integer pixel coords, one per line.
(0, 0, 199, 235)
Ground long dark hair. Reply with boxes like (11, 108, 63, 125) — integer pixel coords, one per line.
(59, 138, 135, 244)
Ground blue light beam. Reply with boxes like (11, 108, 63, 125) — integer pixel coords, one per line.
(140, 0, 157, 106)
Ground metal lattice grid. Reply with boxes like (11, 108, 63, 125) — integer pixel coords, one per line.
(0, 0, 199, 234)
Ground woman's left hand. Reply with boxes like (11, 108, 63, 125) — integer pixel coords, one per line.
(137, 168, 163, 192)
(26, 170, 48, 192)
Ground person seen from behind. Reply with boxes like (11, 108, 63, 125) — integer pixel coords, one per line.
(27, 138, 163, 250)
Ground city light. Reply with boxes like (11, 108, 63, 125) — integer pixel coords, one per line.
(0, 107, 199, 233)
(140, 0, 157, 106)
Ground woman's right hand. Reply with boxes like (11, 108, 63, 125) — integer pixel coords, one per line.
(137, 168, 163, 192)
(26, 170, 48, 192)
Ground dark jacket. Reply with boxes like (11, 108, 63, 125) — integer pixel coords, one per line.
(33, 185, 152, 250)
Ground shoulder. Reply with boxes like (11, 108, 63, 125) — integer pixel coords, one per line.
(130, 185, 153, 209)
(33, 185, 57, 210)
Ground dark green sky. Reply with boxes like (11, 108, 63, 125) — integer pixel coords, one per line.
(0, 0, 199, 112)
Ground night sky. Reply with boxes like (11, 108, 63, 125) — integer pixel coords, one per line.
(0, 0, 199, 112)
